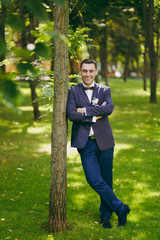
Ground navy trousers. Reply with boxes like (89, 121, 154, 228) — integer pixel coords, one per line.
(78, 139, 124, 221)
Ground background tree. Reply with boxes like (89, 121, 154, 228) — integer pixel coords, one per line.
(0, 0, 7, 73)
(142, 0, 160, 103)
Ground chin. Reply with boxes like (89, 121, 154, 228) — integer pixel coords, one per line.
(84, 80, 93, 85)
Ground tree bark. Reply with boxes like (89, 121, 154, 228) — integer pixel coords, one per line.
(29, 79, 41, 121)
(49, 0, 69, 232)
(143, 0, 158, 103)
(123, 53, 130, 82)
(148, 0, 157, 103)
(19, 1, 41, 120)
(0, 1, 7, 73)
(99, 25, 108, 85)
(143, 40, 148, 91)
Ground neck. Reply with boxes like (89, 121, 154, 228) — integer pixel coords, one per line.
(83, 82, 95, 87)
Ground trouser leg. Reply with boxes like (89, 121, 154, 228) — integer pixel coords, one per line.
(99, 147, 114, 220)
(78, 140, 124, 218)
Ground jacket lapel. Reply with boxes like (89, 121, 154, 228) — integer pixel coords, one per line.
(79, 83, 90, 105)
(91, 83, 99, 103)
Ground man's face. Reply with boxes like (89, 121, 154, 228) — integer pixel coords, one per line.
(80, 63, 98, 86)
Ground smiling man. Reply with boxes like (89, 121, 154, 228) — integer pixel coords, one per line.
(67, 59, 130, 229)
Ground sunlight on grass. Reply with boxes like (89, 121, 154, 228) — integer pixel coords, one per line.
(20, 86, 41, 96)
(114, 143, 133, 156)
(74, 192, 89, 208)
(113, 87, 150, 97)
(68, 172, 82, 180)
(20, 88, 31, 96)
(27, 126, 47, 134)
(37, 143, 51, 153)
(67, 149, 80, 161)
(18, 106, 51, 111)
(18, 106, 33, 111)
(69, 182, 84, 187)
(132, 158, 143, 163)
(10, 128, 23, 133)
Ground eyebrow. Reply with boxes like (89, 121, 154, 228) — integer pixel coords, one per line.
(82, 69, 94, 72)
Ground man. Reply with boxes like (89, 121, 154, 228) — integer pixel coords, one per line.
(67, 59, 130, 229)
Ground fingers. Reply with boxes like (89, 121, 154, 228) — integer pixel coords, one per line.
(96, 116, 103, 120)
(101, 101, 106, 106)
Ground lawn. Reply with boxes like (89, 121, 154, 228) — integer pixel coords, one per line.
(0, 79, 160, 240)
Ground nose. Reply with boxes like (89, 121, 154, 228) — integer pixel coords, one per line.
(86, 71, 90, 76)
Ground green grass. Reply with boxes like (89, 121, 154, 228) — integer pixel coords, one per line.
(0, 79, 160, 240)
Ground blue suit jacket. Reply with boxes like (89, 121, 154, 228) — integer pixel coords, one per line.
(67, 82, 115, 150)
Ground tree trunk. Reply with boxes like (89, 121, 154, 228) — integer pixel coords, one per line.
(143, 40, 148, 91)
(46, 0, 54, 73)
(99, 25, 108, 85)
(123, 54, 130, 82)
(143, 0, 158, 103)
(49, 0, 69, 233)
(88, 45, 99, 83)
(0, 2, 6, 73)
(136, 58, 141, 78)
(29, 79, 41, 121)
(148, 0, 157, 103)
(19, 0, 27, 48)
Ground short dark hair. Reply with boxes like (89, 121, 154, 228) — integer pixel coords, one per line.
(80, 59, 97, 69)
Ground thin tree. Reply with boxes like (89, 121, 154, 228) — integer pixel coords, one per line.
(0, 1, 7, 73)
(49, 0, 69, 232)
(143, 0, 159, 103)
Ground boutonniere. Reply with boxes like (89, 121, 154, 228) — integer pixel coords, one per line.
(92, 98, 99, 106)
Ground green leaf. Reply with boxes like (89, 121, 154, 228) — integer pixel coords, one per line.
(6, 13, 24, 32)
(0, 38, 8, 54)
(12, 48, 33, 60)
(0, 72, 22, 111)
(25, 0, 48, 21)
(1, 0, 12, 7)
(49, 31, 68, 43)
(34, 43, 50, 59)
(16, 62, 37, 75)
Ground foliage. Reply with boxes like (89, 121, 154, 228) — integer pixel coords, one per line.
(0, 0, 66, 112)
(68, 26, 91, 60)
(0, 72, 22, 111)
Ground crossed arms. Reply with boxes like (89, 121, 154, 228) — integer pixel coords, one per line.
(67, 87, 114, 123)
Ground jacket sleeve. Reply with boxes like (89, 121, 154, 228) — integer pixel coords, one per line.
(67, 87, 93, 123)
(86, 87, 114, 117)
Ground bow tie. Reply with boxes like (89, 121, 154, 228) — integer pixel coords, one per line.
(83, 86, 94, 90)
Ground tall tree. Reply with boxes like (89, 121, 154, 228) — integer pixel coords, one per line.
(143, 0, 159, 103)
(99, 23, 108, 85)
(49, 0, 69, 232)
(0, 0, 7, 73)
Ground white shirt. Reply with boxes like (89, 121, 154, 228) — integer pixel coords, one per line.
(83, 82, 96, 136)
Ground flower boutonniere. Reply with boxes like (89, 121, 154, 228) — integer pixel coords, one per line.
(92, 98, 99, 106)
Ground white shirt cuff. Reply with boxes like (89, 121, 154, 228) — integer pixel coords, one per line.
(92, 116, 97, 122)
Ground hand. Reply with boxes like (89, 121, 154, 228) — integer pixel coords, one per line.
(101, 101, 106, 106)
(96, 102, 106, 120)
(77, 107, 86, 114)
(96, 116, 103, 120)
